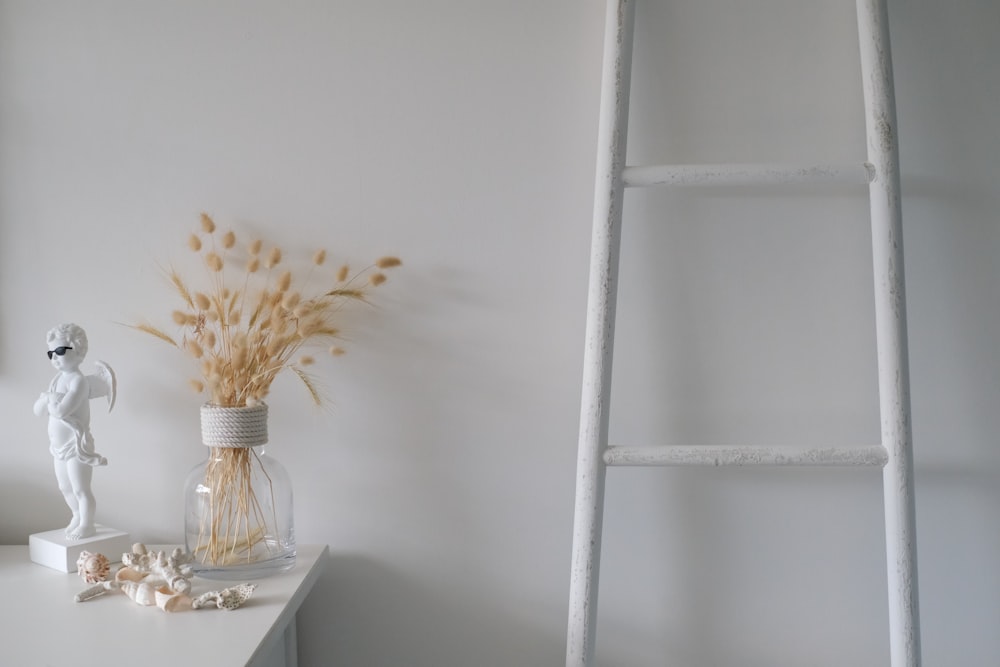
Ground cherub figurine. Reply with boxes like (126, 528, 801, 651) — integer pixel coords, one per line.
(32, 323, 116, 540)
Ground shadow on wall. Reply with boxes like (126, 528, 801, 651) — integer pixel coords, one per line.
(297, 553, 564, 667)
(914, 461, 1000, 664)
(0, 474, 70, 544)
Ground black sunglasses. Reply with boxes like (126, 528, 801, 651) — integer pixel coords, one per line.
(47, 346, 73, 359)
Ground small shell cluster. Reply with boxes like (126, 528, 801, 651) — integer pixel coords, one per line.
(73, 543, 257, 612)
(76, 551, 111, 584)
(119, 543, 194, 595)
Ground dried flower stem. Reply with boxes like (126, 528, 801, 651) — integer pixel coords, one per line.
(194, 447, 276, 565)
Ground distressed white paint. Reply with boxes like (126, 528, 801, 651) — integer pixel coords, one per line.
(856, 0, 922, 664)
(623, 162, 875, 188)
(568, 0, 920, 665)
(565, 1, 634, 666)
(603, 445, 889, 467)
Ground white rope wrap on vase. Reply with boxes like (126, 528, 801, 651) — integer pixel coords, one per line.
(200, 403, 269, 448)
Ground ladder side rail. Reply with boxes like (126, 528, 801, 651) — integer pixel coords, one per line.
(566, 1, 636, 666)
(856, 1, 921, 665)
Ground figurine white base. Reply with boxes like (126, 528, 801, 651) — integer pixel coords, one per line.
(29, 525, 132, 573)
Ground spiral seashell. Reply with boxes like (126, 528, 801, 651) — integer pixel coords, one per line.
(76, 551, 111, 584)
(121, 581, 158, 606)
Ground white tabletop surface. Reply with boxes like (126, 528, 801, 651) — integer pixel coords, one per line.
(0, 543, 328, 667)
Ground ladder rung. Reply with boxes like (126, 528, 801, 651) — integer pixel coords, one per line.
(603, 444, 888, 467)
(622, 162, 875, 188)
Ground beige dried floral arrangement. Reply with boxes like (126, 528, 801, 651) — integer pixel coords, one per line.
(136, 213, 401, 407)
(134, 213, 401, 567)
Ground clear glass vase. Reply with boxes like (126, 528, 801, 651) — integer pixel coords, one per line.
(184, 403, 296, 579)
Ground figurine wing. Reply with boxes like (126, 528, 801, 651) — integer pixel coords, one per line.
(87, 360, 117, 412)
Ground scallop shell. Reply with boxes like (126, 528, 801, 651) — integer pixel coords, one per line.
(76, 551, 111, 584)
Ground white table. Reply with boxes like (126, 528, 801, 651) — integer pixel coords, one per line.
(0, 543, 328, 667)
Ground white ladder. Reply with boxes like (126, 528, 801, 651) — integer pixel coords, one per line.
(566, 1, 921, 666)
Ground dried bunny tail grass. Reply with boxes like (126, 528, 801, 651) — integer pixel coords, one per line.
(205, 252, 224, 272)
(189, 379, 205, 394)
(212, 296, 228, 323)
(231, 346, 248, 374)
(231, 330, 249, 349)
(264, 334, 286, 359)
(200, 213, 216, 233)
(128, 323, 178, 347)
(141, 220, 402, 415)
(247, 291, 268, 328)
(295, 317, 322, 338)
(226, 286, 240, 312)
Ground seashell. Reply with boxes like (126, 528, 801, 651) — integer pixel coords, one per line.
(76, 551, 111, 584)
(121, 580, 158, 606)
(115, 566, 148, 583)
(218, 583, 256, 610)
(74, 581, 117, 603)
(192, 583, 257, 611)
(121, 542, 148, 568)
(154, 585, 192, 612)
(166, 574, 192, 595)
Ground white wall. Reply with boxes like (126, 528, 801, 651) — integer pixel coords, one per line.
(0, 1, 996, 665)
